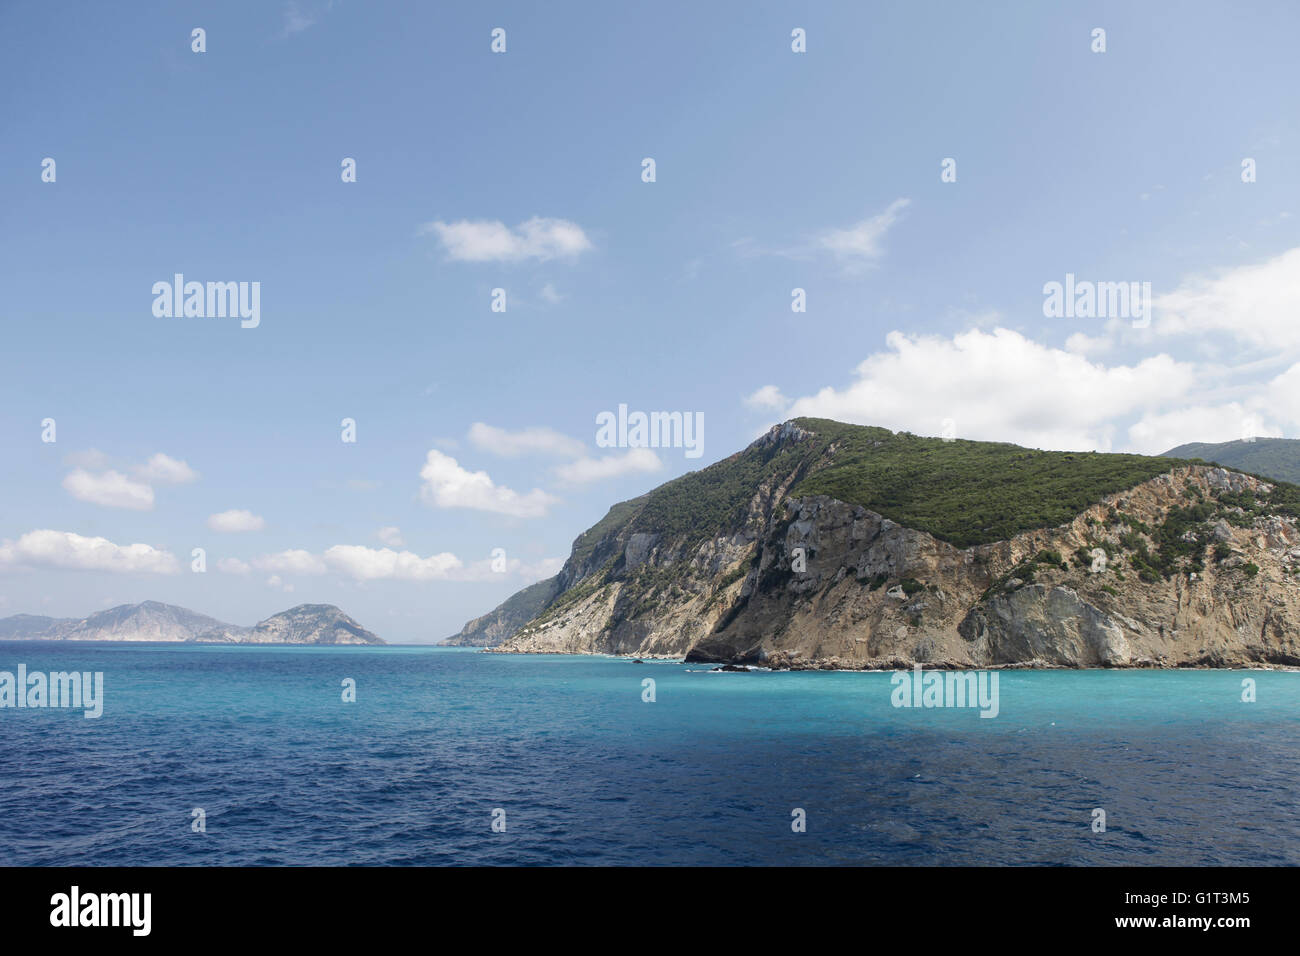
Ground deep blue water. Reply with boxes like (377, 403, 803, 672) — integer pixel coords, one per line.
(0, 641, 1296, 865)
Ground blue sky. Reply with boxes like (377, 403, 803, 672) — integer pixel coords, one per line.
(2, 1, 1298, 641)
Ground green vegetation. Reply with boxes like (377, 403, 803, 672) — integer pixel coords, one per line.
(531, 420, 1297, 625)
(569, 497, 645, 567)
(791, 419, 1193, 548)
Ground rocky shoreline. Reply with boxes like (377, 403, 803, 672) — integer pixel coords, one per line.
(482, 646, 1300, 671)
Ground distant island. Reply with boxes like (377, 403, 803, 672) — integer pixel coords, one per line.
(448, 418, 1300, 669)
(0, 601, 383, 645)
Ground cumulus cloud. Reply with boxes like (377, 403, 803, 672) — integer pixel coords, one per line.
(62, 469, 155, 510)
(135, 453, 199, 485)
(554, 448, 663, 484)
(1127, 402, 1283, 454)
(61, 451, 197, 510)
(467, 422, 587, 458)
(815, 199, 910, 270)
(778, 327, 1197, 452)
(419, 216, 592, 263)
(0, 530, 179, 574)
(251, 550, 328, 575)
(419, 450, 557, 517)
(237, 543, 560, 584)
(323, 545, 463, 581)
(207, 509, 266, 533)
(376, 526, 405, 547)
(744, 385, 790, 411)
(1155, 247, 1300, 351)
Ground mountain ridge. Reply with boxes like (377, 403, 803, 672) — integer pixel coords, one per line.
(455, 418, 1300, 668)
(0, 601, 384, 645)
(1162, 437, 1300, 485)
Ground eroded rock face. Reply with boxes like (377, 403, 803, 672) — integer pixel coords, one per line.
(959, 586, 1130, 666)
(489, 445, 1300, 668)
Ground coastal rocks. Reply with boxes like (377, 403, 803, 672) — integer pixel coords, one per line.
(959, 585, 1131, 666)
(480, 421, 1300, 669)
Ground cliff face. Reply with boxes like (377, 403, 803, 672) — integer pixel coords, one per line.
(442, 576, 561, 646)
(479, 420, 1300, 668)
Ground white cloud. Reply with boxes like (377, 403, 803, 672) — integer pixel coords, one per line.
(62, 469, 155, 511)
(207, 509, 266, 533)
(238, 543, 559, 584)
(0, 530, 179, 574)
(1266, 362, 1300, 426)
(376, 526, 405, 547)
(815, 198, 910, 271)
(61, 452, 197, 511)
(252, 550, 328, 575)
(1155, 246, 1300, 350)
(744, 384, 790, 411)
(1128, 403, 1283, 454)
(419, 450, 557, 517)
(323, 545, 463, 581)
(554, 448, 663, 484)
(266, 575, 294, 592)
(135, 453, 199, 485)
(781, 327, 1197, 452)
(539, 282, 564, 304)
(419, 216, 592, 263)
(468, 422, 586, 458)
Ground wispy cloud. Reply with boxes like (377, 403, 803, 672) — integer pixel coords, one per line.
(207, 509, 266, 533)
(468, 422, 586, 458)
(814, 198, 910, 271)
(554, 448, 662, 484)
(419, 216, 593, 263)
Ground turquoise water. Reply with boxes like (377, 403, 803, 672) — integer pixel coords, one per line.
(1, 642, 1296, 865)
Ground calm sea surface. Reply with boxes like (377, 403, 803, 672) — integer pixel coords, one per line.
(1, 642, 1296, 865)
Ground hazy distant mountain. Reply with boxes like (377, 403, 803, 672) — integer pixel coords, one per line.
(0, 601, 384, 645)
(0, 601, 234, 642)
(1162, 438, 1300, 485)
(201, 604, 383, 645)
(0, 614, 65, 640)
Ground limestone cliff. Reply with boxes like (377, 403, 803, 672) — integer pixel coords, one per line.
(476, 419, 1300, 668)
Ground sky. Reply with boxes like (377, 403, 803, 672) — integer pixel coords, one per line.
(2, 1, 1298, 642)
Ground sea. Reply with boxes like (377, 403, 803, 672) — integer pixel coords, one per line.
(0, 642, 1296, 866)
